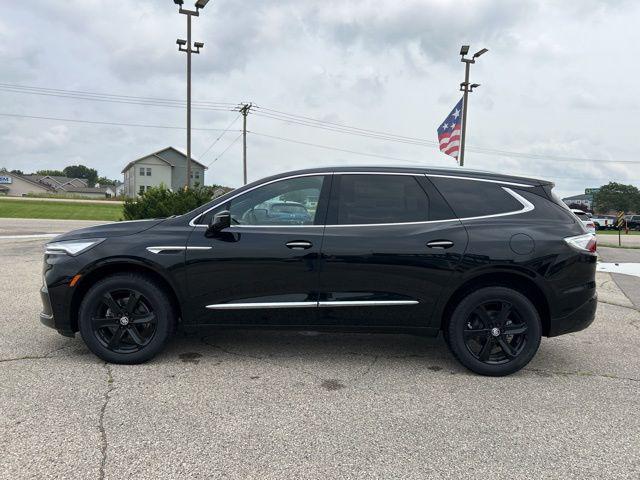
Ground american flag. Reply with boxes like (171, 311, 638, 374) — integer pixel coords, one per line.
(438, 98, 463, 161)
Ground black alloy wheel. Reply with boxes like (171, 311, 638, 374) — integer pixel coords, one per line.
(79, 274, 174, 364)
(446, 286, 542, 376)
(463, 301, 528, 364)
(91, 289, 157, 354)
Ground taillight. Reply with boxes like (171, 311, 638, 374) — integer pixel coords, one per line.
(564, 233, 597, 253)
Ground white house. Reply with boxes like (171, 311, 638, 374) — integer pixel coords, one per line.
(121, 147, 207, 197)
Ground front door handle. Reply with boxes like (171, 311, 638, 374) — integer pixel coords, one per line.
(286, 240, 313, 250)
(427, 240, 454, 249)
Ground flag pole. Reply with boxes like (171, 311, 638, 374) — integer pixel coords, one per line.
(458, 45, 488, 167)
(459, 60, 471, 167)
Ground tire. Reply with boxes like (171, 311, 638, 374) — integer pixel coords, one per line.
(446, 286, 542, 376)
(78, 273, 175, 364)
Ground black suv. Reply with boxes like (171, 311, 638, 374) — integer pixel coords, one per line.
(40, 167, 597, 376)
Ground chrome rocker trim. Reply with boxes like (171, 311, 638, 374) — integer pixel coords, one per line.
(205, 300, 419, 310)
(146, 246, 212, 254)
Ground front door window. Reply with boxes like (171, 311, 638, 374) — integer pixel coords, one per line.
(228, 176, 324, 226)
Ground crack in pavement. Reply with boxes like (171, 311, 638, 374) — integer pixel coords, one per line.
(597, 299, 640, 312)
(0, 342, 78, 363)
(525, 367, 640, 383)
(98, 363, 114, 480)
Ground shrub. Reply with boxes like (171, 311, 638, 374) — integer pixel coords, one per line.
(122, 185, 231, 220)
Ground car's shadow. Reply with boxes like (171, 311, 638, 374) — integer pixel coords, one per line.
(44, 328, 577, 380)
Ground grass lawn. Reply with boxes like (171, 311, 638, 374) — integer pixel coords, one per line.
(596, 229, 640, 235)
(0, 199, 122, 221)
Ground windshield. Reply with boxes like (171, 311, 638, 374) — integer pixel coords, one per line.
(270, 204, 308, 215)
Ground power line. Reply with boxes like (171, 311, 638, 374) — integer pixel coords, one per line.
(198, 114, 241, 160)
(0, 112, 241, 131)
(253, 107, 637, 165)
(207, 132, 244, 167)
(0, 82, 636, 165)
(255, 106, 434, 143)
(0, 85, 235, 112)
(250, 131, 421, 164)
(252, 110, 437, 147)
(0, 83, 235, 107)
(250, 130, 640, 170)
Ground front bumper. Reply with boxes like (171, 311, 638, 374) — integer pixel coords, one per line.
(40, 277, 75, 337)
(548, 292, 598, 337)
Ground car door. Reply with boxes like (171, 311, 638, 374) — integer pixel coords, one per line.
(185, 174, 331, 326)
(318, 172, 468, 327)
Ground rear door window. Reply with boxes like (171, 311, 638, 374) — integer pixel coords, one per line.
(335, 174, 429, 225)
(429, 177, 523, 218)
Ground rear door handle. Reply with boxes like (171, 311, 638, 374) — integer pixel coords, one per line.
(286, 240, 313, 250)
(427, 240, 454, 249)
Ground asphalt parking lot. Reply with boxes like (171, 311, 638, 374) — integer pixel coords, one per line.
(1, 220, 639, 479)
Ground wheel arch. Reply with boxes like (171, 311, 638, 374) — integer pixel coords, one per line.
(69, 260, 183, 332)
(440, 271, 551, 336)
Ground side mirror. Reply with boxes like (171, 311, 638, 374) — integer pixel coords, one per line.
(207, 210, 231, 235)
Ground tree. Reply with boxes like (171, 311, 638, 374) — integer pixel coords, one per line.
(36, 169, 65, 177)
(62, 165, 98, 186)
(594, 182, 640, 213)
(10, 169, 24, 175)
(123, 185, 220, 220)
(95, 176, 116, 186)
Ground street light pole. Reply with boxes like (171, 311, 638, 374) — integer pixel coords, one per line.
(458, 45, 488, 167)
(174, 0, 210, 189)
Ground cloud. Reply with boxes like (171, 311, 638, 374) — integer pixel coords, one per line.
(1, 0, 639, 195)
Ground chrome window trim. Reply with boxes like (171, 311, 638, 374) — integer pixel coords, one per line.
(325, 186, 534, 227)
(189, 172, 327, 227)
(337, 171, 421, 176)
(189, 171, 537, 228)
(456, 187, 534, 222)
(425, 173, 535, 188)
(225, 225, 325, 229)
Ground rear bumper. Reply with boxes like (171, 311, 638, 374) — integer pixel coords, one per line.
(548, 293, 597, 337)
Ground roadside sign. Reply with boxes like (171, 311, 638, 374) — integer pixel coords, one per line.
(0, 175, 12, 184)
(617, 211, 625, 246)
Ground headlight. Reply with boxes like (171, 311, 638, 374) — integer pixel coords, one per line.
(45, 238, 106, 256)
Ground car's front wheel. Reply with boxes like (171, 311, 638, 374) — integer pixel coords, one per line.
(446, 286, 542, 376)
(78, 273, 174, 364)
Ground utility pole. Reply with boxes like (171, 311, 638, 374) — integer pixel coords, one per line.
(174, 0, 210, 189)
(239, 103, 253, 185)
(458, 45, 488, 167)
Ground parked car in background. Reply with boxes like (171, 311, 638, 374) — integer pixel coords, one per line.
(624, 215, 640, 231)
(40, 167, 597, 376)
(571, 209, 596, 234)
(591, 215, 617, 230)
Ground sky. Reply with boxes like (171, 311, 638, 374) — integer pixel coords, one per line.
(0, 0, 638, 197)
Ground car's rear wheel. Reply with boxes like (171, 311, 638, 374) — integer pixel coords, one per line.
(446, 286, 542, 376)
(78, 274, 174, 364)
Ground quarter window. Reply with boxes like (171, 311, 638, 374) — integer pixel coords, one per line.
(336, 175, 429, 225)
(429, 177, 523, 218)
(225, 176, 324, 226)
